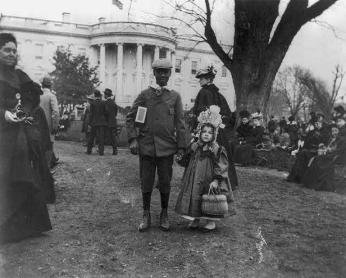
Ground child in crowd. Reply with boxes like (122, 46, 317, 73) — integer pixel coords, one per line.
(175, 106, 235, 232)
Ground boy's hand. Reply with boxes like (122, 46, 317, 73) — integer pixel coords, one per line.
(129, 139, 138, 155)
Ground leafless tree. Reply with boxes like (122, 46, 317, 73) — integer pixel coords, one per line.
(273, 66, 310, 118)
(166, 0, 339, 112)
(298, 65, 344, 120)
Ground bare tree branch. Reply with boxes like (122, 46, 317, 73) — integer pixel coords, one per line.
(311, 19, 346, 41)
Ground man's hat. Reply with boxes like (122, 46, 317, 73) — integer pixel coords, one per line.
(104, 88, 113, 97)
(152, 59, 172, 69)
(42, 76, 52, 87)
(196, 65, 217, 79)
(94, 90, 101, 98)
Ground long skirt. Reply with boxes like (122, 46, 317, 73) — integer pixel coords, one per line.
(287, 149, 315, 183)
(302, 155, 336, 192)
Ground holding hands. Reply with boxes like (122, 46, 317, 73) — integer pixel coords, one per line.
(129, 139, 139, 155)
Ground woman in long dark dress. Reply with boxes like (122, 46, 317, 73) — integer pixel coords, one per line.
(302, 119, 346, 191)
(287, 120, 329, 183)
(0, 33, 52, 243)
(191, 65, 238, 189)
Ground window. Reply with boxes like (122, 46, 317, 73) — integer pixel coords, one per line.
(78, 47, 87, 56)
(191, 61, 198, 75)
(221, 66, 227, 77)
(34, 43, 44, 61)
(159, 48, 166, 59)
(175, 59, 182, 73)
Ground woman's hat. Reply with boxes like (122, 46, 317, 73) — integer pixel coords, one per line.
(252, 112, 263, 120)
(239, 110, 250, 119)
(195, 65, 217, 79)
(334, 105, 346, 115)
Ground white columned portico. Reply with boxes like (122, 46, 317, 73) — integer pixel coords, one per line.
(136, 43, 143, 94)
(154, 45, 159, 61)
(99, 43, 106, 90)
(117, 43, 124, 95)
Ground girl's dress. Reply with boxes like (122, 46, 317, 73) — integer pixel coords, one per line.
(175, 141, 235, 219)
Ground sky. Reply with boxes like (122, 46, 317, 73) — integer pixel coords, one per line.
(1, 0, 346, 100)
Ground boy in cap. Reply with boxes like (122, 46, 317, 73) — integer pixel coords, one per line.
(126, 58, 187, 232)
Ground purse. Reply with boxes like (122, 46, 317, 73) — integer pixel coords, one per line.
(201, 186, 228, 217)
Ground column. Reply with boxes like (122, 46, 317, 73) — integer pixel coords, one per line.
(88, 45, 98, 67)
(136, 43, 143, 94)
(170, 51, 176, 87)
(154, 45, 159, 61)
(117, 43, 124, 96)
(99, 44, 106, 90)
(167, 49, 172, 61)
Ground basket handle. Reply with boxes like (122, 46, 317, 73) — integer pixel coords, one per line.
(208, 184, 220, 195)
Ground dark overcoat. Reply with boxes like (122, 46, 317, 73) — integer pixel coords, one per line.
(126, 87, 187, 157)
(89, 99, 107, 127)
(105, 98, 118, 128)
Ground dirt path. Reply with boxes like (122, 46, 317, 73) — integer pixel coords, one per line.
(1, 141, 346, 278)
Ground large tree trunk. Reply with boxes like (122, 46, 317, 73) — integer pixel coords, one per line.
(203, 0, 338, 114)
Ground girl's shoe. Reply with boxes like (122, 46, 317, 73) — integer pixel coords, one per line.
(201, 220, 216, 232)
(188, 219, 200, 229)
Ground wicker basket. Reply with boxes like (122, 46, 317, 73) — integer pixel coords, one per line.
(201, 188, 228, 217)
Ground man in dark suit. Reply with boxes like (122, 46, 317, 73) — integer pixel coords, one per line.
(104, 88, 118, 155)
(86, 90, 107, 155)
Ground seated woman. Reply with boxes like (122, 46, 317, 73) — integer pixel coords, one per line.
(287, 120, 329, 183)
(232, 111, 264, 165)
(302, 119, 346, 191)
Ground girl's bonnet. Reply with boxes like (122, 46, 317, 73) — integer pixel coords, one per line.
(196, 105, 225, 141)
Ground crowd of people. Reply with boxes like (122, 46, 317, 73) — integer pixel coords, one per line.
(229, 106, 346, 192)
(0, 31, 345, 244)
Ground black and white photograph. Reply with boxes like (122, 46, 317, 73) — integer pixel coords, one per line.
(0, 0, 346, 277)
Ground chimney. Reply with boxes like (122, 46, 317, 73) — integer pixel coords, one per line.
(98, 17, 106, 23)
(62, 12, 71, 23)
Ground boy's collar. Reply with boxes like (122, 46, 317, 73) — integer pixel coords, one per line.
(150, 84, 171, 95)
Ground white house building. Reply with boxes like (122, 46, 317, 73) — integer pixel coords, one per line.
(0, 13, 235, 109)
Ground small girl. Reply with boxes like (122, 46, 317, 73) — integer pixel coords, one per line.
(175, 106, 235, 231)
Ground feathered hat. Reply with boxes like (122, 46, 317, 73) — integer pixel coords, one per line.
(196, 105, 225, 141)
(195, 65, 217, 79)
(251, 111, 263, 120)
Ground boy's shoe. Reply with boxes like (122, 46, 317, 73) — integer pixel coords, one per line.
(138, 210, 151, 232)
(159, 209, 170, 231)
